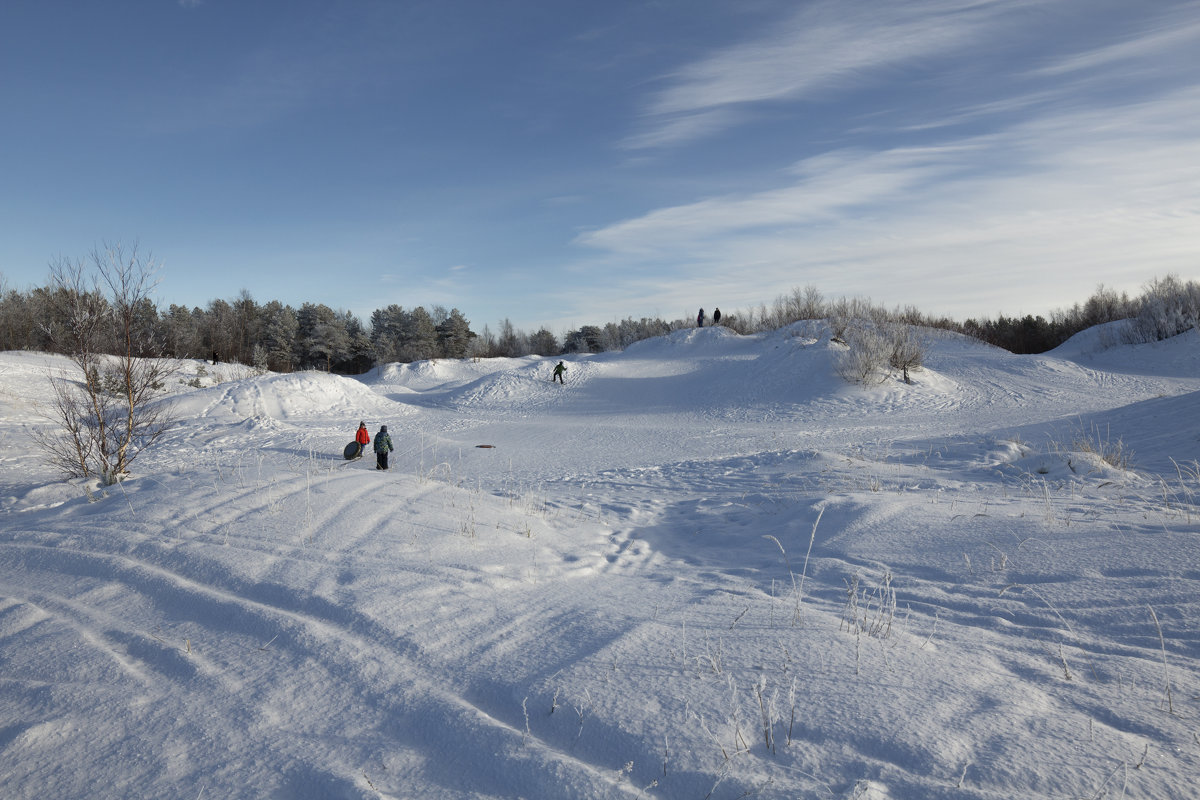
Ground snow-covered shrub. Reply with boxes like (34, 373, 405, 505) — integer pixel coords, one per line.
(252, 344, 270, 374)
(833, 325, 891, 385)
(1122, 274, 1200, 344)
(828, 315, 850, 344)
(886, 324, 925, 384)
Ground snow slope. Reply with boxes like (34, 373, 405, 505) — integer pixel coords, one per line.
(2, 324, 1198, 799)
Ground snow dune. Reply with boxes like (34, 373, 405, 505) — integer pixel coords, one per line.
(1, 323, 1198, 799)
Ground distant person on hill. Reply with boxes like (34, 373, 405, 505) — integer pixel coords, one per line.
(713, 308, 722, 325)
(697, 308, 705, 327)
(374, 425, 394, 470)
(354, 421, 370, 458)
(212, 350, 219, 365)
(552, 361, 567, 384)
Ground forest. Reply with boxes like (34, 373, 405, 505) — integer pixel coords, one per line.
(1, 255, 1197, 374)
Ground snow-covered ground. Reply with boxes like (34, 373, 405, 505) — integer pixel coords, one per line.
(2, 323, 1198, 800)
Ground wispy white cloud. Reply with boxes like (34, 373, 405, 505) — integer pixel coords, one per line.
(566, 1, 1200, 325)
(578, 145, 979, 253)
(872, 3, 1200, 137)
(625, 0, 1032, 149)
(621, 108, 742, 151)
(1032, 5, 1200, 78)
(578, 85, 1200, 321)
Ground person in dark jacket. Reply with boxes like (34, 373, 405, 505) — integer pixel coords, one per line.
(697, 308, 705, 327)
(713, 307, 722, 325)
(354, 422, 370, 458)
(374, 425, 394, 470)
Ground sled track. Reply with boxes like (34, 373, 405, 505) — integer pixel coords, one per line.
(0, 536, 663, 799)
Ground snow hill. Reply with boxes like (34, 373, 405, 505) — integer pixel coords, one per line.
(1, 324, 1198, 799)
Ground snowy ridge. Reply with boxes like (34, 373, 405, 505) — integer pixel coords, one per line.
(1, 326, 1199, 799)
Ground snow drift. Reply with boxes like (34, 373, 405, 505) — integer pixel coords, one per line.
(1, 324, 1198, 800)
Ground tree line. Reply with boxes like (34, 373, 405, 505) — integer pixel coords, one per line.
(2, 252, 1197, 372)
(0, 272, 696, 372)
(718, 277, 1200, 354)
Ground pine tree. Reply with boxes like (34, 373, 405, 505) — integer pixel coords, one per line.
(259, 301, 298, 372)
(397, 306, 438, 362)
(297, 302, 346, 370)
(528, 327, 559, 356)
(339, 311, 374, 373)
(435, 308, 475, 359)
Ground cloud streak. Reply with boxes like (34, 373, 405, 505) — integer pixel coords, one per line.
(580, 84, 1200, 321)
(626, 0, 1032, 149)
(562, 1, 1200, 327)
(1031, 5, 1200, 78)
(578, 145, 977, 253)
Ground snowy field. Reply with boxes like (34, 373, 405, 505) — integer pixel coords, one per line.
(2, 322, 1199, 800)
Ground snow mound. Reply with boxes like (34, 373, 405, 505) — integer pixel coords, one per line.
(623, 323, 756, 356)
(1006, 450, 1136, 483)
(383, 324, 977, 419)
(171, 371, 403, 424)
(1055, 325, 1200, 377)
(366, 356, 544, 394)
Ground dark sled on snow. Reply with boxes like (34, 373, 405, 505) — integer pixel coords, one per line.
(344, 441, 362, 460)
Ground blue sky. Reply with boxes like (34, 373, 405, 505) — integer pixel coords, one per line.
(2, 0, 1198, 335)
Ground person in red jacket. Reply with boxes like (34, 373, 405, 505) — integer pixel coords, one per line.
(354, 421, 370, 458)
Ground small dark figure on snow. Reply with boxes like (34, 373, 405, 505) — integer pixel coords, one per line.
(354, 421, 370, 458)
(713, 308, 722, 325)
(374, 425, 394, 470)
(697, 308, 705, 327)
(212, 350, 219, 365)
(552, 361, 567, 384)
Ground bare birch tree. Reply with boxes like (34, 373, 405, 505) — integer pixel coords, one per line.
(887, 324, 925, 385)
(34, 243, 175, 483)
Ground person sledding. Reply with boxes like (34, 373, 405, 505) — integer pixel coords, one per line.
(552, 361, 567, 384)
(374, 425, 394, 470)
(354, 421, 370, 458)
